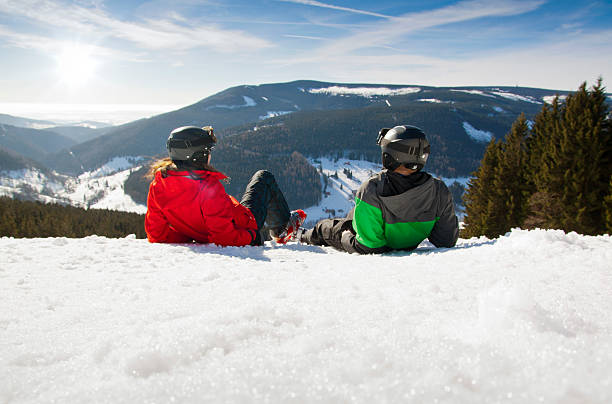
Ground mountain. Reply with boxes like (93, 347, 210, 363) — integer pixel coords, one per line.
(0, 146, 51, 172)
(44, 124, 114, 143)
(44, 80, 568, 175)
(3, 80, 590, 212)
(0, 113, 57, 128)
(0, 123, 76, 164)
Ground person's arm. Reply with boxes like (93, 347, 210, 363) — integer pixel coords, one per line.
(201, 182, 257, 247)
(428, 183, 459, 248)
(145, 186, 192, 243)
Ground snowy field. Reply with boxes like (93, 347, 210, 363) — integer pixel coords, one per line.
(1, 229, 611, 403)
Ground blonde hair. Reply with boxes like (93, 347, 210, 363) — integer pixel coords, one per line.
(146, 157, 226, 181)
(146, 157, 176, 179)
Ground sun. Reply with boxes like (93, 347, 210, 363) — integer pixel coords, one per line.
(56, 43, 98, 87)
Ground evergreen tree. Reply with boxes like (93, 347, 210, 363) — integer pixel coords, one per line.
(462, 138, 503, 238)
(525, 80, 611, 234)
(494, 113, 530, 230)
(604, 176, 612, 233)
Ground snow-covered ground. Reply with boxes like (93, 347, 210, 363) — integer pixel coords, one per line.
(462, 122, 493, 143)
(0, 157, 146, 214)
(308, 86, 421, 97)
(1, 229, 611, 403)
(303, 158, 381, 226)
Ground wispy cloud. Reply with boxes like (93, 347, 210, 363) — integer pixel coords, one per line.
(310, 0, 547, 57)
(283, 34, 326, 40)
(277, 0, 392, 19)
(0, 0, 272, 53)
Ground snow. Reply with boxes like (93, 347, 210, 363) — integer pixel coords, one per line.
(542, 95, 568, 104)
(489, 90, 542, 104)
(462, 122, 493, 143)
(492, 106, 504, 113)
(0, 159, 146, 213)
(450, 89, 496, 98)
(206, 96, 257, 110)
(308, 86, 421, 97)
(1, 229, 611, 403)
(86, 157, 142, 179)
(259, 111, 293, 120)
(305, 158, 381, 226)
(417, 98, 445, 103)
(385, 99, 391, 107)
(436, 176, 471, 187)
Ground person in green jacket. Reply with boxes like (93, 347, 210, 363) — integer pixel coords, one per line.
(298, 125, 459, 254)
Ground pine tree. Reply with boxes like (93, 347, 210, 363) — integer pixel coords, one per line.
(604, 176, 612, 233)
(494, 113, 530, 230)
(462, 138, 503, 238)
(525, 80, 611, 234)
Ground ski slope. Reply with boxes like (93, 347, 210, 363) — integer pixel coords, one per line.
(1, 229, 611, 403)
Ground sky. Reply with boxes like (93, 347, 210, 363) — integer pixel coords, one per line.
(0, 0, 611, 109)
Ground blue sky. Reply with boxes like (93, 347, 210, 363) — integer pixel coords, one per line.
(0, 0, 611, 106)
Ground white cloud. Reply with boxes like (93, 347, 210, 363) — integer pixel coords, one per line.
(0, 0, 271, 53)
(278, 0, 391, 19)
(283, 34, 326, 40)
(312, 0, 547, 58)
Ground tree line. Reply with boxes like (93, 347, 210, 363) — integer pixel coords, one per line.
(462, 80, 611, 238)
(0, 197, 146, 238)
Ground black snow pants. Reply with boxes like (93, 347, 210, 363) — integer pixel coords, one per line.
(301, 212, 355, 251)
(240, 170, 291, 245)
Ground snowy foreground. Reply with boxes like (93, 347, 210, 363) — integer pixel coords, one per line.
(1, 229, 611, 404)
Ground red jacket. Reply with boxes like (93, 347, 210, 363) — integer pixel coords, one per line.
(145, 169, 257, 245)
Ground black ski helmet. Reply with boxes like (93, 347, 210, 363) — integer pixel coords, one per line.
(377, 125, 430, 171)
(166, 126, 216, 165)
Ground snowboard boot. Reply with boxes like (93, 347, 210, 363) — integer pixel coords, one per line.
(273, 210, 307, 244)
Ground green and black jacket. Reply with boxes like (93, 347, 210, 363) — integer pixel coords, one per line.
(341, 171, 459, 254)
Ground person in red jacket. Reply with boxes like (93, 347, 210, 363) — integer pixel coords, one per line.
(145, 125, 305, 246)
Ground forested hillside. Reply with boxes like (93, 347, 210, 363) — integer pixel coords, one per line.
(0, 197, 145, 238)
(221, 102, 513, 177)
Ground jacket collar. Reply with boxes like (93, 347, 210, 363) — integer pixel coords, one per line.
(158, 169, 227, 181)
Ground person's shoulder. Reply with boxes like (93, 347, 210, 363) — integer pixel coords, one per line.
(356, 170, 384, 197)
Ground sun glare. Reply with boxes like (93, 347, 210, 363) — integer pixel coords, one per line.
(56, 44, 98, 87)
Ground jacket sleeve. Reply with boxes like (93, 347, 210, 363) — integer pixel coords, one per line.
(145, 184, 192, 244)
(201, 182, 256, 247)
(428, 182, 459, 248)
(228, 195, 258, 230)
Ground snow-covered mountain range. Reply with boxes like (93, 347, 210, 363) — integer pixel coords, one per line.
(2, 80, 604, 214)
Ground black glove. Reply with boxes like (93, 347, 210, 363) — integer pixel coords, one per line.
(249, 229, 263, 246)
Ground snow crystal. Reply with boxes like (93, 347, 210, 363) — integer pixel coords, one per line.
(385, 99, 391, 107)
(308, 86, 421, 97)
(463, 122, 493, 142)
(1, 229, 611, 403)
(493, 106, 504, 112)
(261, 96, 269, 101)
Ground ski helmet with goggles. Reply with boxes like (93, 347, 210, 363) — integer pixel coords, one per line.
(377, 125, 430, 171)
(166, 126, 216, 165)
